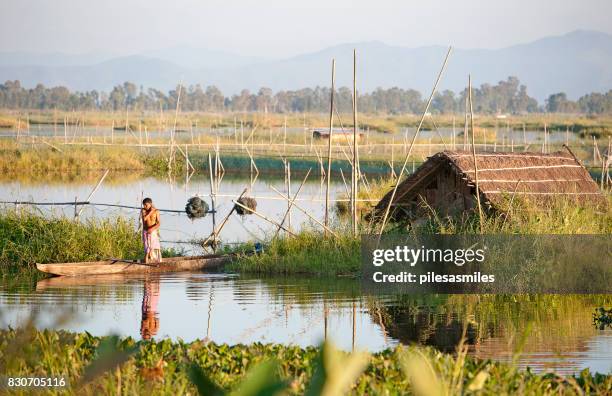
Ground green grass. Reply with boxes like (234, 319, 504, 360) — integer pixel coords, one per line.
(229, 229, 360, 275)
(0, 327, 610, 395)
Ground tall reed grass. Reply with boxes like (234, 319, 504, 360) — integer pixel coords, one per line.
(0, 210, 143, 276)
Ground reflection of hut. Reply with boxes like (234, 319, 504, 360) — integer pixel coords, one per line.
(311, 128, 363, 142)
(371, 305, 480, 351)
(373, 150, 606, 220)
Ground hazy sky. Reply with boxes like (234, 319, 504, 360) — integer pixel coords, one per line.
(1, 0, 611, 57)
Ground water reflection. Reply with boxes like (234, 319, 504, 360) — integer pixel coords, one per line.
(140, 278, 160, 340)
(0, 273, 610, 375)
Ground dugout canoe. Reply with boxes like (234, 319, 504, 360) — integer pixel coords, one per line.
(36, 254, 231, 277)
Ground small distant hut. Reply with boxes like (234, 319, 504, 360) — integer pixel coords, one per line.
(311, 128, 363, 142)
(373, 150, 606, 221)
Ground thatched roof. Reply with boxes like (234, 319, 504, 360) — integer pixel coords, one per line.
(374, 150, 606, 215)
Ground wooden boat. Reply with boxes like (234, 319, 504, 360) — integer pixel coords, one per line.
(36, 254, 231, 277)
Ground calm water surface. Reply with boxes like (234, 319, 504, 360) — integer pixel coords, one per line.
(0, 273, 610, 376)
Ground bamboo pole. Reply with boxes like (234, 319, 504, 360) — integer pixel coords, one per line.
(208, 153, 217, 248)
(232, 200, 296, 236)
(352, 49, 358, 236)
(76, 169, 110, 218)
(269, 186, 339, 238)
(469, 75, 483, 234)
(201, 188, 248, 247)
(463, 95, 468, 150)
(377, 47, 453, 238)
(324, 59, 336, 233)
(287, 162, 292, 230)
(274, 169, 312, 239)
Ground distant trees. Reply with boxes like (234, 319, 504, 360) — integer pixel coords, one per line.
(0, 78, 610, 115)
(543, 90, 612, 114)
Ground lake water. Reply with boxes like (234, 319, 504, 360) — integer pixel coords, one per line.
(0, 171, 610, 376)
(0, 273, 610, 376)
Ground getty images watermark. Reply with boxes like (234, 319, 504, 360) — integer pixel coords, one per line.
(361, 235, 611, 294)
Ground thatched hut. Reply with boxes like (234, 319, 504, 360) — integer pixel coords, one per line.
(373, 150, 606, 221)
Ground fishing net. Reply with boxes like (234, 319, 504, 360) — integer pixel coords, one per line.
(185, 196, 209, 219)
(235, 197, 257, 215)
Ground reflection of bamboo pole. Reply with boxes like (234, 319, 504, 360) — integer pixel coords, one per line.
(323, 301, 328, 341)
(352, 301, 356, 351)
(232, 200, 295, 236)
(325, 59, 336, 234)
(469, 75, 483, 234)
(205, 285, 214, 342)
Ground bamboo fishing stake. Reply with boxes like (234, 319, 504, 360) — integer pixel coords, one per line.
(287, 162, 292, 230)
(208, 153, 217, 248)
(76, 169, 110, 218)
(352, 49, 359, 236)
(232, 199, 296, 236)
(324, 58, 336, 233)
(469, 75, 483, 234)
(269, 186, 339, 238)
(201, 188, 248, 248)
(274, 168, 312, 239)
(463, 95, 468, 150)
(377, 47, 453, 238)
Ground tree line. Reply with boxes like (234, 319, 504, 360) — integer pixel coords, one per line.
(0, 77, 610, 115)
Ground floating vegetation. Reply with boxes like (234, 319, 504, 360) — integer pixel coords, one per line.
(185, 196, 209, 219)
(235, 196, 257, 215)
(1, 328, 611, 395)
(593, 307, 612, 330)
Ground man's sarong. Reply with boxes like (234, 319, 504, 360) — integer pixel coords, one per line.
(143, 229, 161, 255)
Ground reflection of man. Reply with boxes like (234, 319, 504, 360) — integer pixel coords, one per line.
(140, 278, 160, 340)
(141, 197, 161, 263)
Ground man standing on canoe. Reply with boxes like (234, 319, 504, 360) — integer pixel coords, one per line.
(142, 197, 162, 263)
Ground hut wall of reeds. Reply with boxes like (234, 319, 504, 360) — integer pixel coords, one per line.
(373, 150, 606, 220)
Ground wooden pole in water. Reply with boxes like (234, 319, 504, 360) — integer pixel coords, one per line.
(468, 75, 483, 234)
(287, 162, 292, 231)
(352, 49, 358, 236)
(283, 115, 287, 155)
(324, 59, 336, 234)
(208, 153, 217, 249)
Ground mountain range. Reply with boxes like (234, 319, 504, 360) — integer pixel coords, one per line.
(0, 30, 610, 101)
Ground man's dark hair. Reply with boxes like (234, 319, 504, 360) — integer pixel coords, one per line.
(143, 197, 153, 205)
